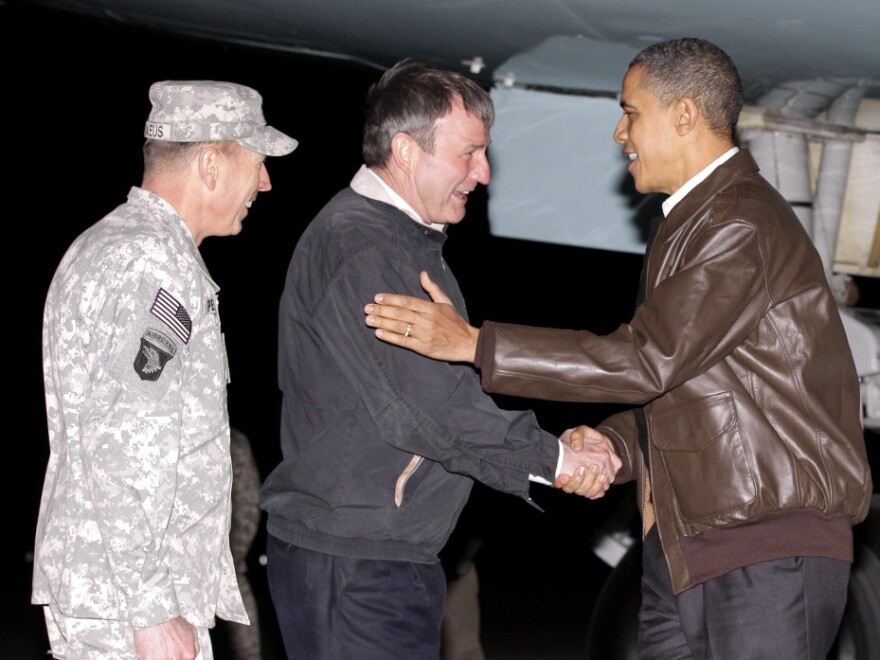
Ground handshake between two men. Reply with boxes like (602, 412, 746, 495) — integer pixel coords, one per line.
(557, 425, 622, 499)
(365, 270, 622, 501)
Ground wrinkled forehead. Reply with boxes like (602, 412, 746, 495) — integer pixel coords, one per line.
(434, 103, 491, 147)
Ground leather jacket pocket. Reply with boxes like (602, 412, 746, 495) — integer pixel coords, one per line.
(651, 392, 757, 523)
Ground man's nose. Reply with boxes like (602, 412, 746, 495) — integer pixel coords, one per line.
(258, 163, 272, 192)
(613, 117, 627, 144)
(471, 153, 491, 185)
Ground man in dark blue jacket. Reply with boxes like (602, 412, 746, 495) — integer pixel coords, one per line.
(260, 60, 620, 660)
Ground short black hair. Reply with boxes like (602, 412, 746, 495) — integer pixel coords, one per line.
(631, 38, 744, 140)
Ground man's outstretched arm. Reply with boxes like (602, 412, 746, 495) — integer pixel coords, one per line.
(365, 270, 479, 363)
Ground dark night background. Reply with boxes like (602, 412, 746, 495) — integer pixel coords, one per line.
(4, 1, 878, 658)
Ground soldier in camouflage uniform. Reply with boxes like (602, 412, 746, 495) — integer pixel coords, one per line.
(32, 81, 297, 660)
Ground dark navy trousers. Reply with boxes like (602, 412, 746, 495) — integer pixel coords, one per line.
(266, 533, 446, 660)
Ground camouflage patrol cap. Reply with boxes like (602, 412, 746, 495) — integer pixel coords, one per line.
(144, 80, 298, 156)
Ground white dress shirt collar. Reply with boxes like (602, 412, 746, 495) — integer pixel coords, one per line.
(662, 147, 739, 217)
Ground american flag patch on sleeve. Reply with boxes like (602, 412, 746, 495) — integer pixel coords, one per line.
(150, 288, 193, 344)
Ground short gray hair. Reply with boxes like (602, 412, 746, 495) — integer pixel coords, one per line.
(362, 60, 494, 167)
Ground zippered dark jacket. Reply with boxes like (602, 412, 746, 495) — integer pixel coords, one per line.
(475, 150, 872, 593)
(261, 186, 559, 564)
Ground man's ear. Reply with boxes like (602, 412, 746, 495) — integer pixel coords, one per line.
(675, 96, 700, 136)
(197, 146, 220, 190)
(390, 132, 416, 174)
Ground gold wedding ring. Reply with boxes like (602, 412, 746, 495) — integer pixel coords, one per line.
(404, 323, 413, 338)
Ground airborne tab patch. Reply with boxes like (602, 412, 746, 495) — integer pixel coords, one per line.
(150, 288, 192, 344)
(134, 328, 177, 381)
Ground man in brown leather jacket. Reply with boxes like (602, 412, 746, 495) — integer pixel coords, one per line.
(364, 38, 872, 659)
